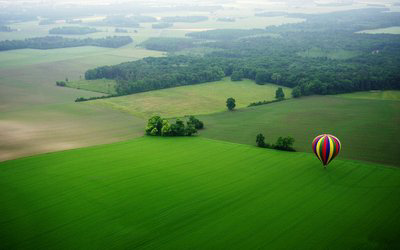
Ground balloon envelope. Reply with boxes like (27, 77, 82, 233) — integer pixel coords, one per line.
(312, 134, 341, 166)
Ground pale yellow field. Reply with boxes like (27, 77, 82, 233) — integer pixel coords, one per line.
(90, 78, 292, 118)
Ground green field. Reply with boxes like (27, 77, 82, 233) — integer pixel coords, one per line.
(298, 47, 361, 60)
(66, 78, 117, 94)
(91, 78, 292, 118)
(339, 90, 400, 101)
(358, 26, 400, 34)
(1, 137, 399, 249)
(197, 94, 400, 166)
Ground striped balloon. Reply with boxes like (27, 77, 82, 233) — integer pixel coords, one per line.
(312, 134, 341, 166)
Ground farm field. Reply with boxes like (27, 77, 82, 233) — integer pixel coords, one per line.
(0, 137, 399, 249)
(197, 94, 400, 166)
(0, 44, 160, 161)
(0, 46, 164, 69)
(0, 102, 145, 162)
(90, 78, 292, 118)
(0, 8, 308, 161)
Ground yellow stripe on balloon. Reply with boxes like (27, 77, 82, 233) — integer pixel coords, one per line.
(327, 136, 334, 163)
(316, 136, 323, 162)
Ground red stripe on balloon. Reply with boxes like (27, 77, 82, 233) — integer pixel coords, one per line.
(322, 136, 328, 165)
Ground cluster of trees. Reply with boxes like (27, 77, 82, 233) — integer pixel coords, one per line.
(145, 115, 204, 136)
(161, 16, 208, 23)
(49, 26, 99, 35)
(256, 134, 295, 152)
(85, 56, 225, 95)
(0, 36, 133, 51)
(152, 23, 173, 29)
(56, 81, 66, 87)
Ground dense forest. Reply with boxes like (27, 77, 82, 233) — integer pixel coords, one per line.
(0, 36, 133, 51)
(84, 8, 400, 98)
(85, 56, 225, 95)
(49, 26, 99, 35)
(263, 8, 400, 33)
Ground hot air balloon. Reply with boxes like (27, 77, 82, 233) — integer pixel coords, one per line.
(312, 134, 341, 167)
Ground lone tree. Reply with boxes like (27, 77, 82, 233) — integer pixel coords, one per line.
(226, 97, 236, 111)
(275, 87, 285, 100)
(256, 133, 266, 147)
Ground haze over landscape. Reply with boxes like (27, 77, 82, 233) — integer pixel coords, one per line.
(0, 0, 399, 249)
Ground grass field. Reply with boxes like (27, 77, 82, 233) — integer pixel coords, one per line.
(197, 94, 400, 166)
(66, 78, 117, 94)
(91, 78, 292, 118)
(0, 137, 399, 249)
(339, 90, 400, 101)
(298, 47, 361, 60)
(0, 43, 161, 161)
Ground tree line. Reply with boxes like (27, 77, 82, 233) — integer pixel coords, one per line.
(49, 26, 99, 35)
(0, 36, 133, 51)
(256, 133, 295, 152)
